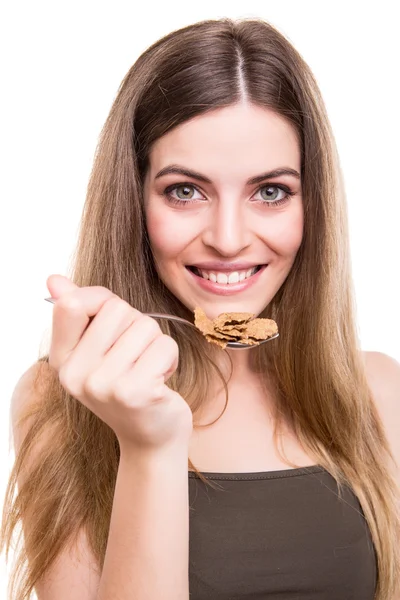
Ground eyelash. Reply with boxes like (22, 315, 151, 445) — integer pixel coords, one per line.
(162, 182, 296, 207)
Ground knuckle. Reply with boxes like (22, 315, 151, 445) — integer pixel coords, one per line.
(140, 316, 162, 336)
(105, 296, 142, 321)
(58, 363, 81, 398)
(54, 294, 83, 315)
(84, 372, 108, 401)
(104, 295, 128, 312)
(91, 285, 114, 295)
(159, 334, 179, 357)
(152, 381, 166, 401)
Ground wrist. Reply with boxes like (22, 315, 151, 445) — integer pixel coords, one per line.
(118, 439, 190, 467)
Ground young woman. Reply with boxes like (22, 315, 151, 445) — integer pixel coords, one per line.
(2, 17, 399, 600)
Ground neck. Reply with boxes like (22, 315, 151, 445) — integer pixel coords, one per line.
(193, 344, 277, 427)
(212, 346, 256, 383)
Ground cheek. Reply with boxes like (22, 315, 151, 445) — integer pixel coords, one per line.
(145, 205, 197, 259)
(261, 208, 304, 257)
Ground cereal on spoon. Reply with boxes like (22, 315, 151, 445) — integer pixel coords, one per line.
(194, 307, 278, 349)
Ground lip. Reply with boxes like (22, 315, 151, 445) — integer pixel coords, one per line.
(185, 264, 268, 296)
(188, 261, 264, 272)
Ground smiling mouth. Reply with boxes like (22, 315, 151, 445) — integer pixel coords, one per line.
(186, 265, 264, 284)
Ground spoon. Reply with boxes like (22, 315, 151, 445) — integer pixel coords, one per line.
(44, 297, 279, 349)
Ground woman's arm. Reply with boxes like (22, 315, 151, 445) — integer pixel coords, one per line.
(11, 364, 190, 600)
(97, 444, 190, 600)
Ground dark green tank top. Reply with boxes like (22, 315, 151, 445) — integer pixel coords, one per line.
(188, 466, 377, 599)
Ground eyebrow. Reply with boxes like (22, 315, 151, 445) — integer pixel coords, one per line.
(154, 164, 301, 185)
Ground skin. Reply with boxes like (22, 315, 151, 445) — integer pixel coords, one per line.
(10, 106, 397, 599)
(143, 102, 400, 484)
(143, 102, 305, 469)
(143, 102, 303, 375)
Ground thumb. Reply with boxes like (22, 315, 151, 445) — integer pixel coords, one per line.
(46, 274, 79, 300)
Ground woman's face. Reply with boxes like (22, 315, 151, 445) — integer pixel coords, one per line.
(143, 103, 303, 320)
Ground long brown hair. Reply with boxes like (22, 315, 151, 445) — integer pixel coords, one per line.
(2, 17, 399, 600)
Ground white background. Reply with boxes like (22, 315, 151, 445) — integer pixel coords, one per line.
(1, 1, 399, 597)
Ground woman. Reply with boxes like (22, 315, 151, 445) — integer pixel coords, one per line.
(1, 16, 399, 600)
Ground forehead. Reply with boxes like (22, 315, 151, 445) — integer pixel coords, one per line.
(147, 103, 301, 183)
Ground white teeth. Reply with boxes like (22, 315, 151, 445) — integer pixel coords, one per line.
(216, 273, 228, 284)
(227, 272, 240, 284)
(198, 267, 259, 284)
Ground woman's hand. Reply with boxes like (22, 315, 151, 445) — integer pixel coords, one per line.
(46, 274, 193, 454)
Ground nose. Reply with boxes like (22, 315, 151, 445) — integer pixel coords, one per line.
(202, 198, 251, 256)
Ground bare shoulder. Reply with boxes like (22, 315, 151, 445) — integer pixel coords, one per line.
(362, 351, 400, 467)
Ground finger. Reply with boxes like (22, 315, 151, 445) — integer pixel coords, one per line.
(72, 315, 162, 400)
(50, 286, 117, 370)
(114, 335, 179, 405)
(46, 274, 78, 300)
(96, 315, 162, 374)
(134, 334, 179, 381)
